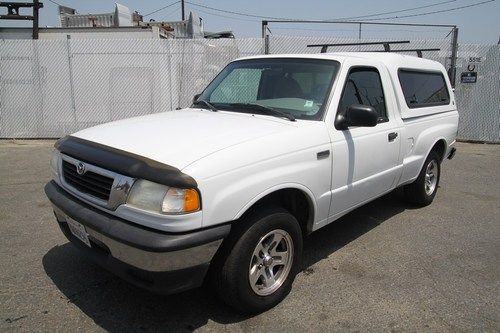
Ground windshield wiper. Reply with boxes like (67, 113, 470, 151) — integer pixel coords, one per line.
(229, 103, 295, 122)
(192, 99, 218, 112)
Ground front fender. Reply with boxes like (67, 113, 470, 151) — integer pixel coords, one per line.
(190, 149, 331, 229)
(182, 121, 332, 229)
(233, 182, 317, 221)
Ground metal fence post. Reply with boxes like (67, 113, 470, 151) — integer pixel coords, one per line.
(262, 20, 269, 54)
(33, 0, 40, 39)
(32, 39, 44, 136)
(449, 27, 459, 88)
(65, 35, 78, 128)
(177, 40, 186, 109)
(0, 39, 3, 137)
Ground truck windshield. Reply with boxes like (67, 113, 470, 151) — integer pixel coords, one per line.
(196, 58, 340, 121)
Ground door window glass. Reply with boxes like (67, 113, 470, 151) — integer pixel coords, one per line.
(338, 67, 387, 121)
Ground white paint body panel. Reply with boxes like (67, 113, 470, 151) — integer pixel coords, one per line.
(182, 120, 332, 228)
(68, 52, 458, 233)
(73, 109, 299, 170)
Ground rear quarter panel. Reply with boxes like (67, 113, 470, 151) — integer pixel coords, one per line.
(398, 111, 459, 186)
(384, 58, 459, 185)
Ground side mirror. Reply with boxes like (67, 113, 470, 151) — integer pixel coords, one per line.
(193, 93, 201, 103)
(336, 104, 378, 130)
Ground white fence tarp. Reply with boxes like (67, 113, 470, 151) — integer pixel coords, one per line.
(0, 37, 498, 142)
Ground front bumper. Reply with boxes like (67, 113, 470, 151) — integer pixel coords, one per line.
(44, 181, 230, 294)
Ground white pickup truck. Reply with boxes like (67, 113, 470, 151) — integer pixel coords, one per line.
(45, 52, 458, 313)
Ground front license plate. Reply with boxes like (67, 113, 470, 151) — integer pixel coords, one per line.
(66, 216, 91, 248)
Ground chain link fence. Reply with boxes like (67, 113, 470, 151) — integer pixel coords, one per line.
(0, 38, 263, 138)
(453, 43, 499, 142)
(0, 37, 498, 142)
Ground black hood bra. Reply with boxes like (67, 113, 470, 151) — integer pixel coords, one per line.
(55, 136, 197, 189)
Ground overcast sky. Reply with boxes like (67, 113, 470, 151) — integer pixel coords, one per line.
(1, 0, 498, 43)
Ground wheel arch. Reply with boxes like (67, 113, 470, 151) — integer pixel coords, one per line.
(233, 183, 317, 235)
(424, 137, 448, 163)
(410, 137, 447, 182)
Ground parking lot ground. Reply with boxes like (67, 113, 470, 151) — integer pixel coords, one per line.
(0, 140, 499, 332)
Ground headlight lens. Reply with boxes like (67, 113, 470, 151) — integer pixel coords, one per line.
(127, 179, 200, 214)
(127, 179, 167, 212)
(50, 150, 61, 180)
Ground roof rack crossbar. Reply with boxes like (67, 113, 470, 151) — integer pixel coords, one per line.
(363, 48, 441, 58)
(307, 40, 410, 53)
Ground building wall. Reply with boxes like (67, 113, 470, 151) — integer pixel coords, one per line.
(0, 28, 160, 40)
(38, 30, 158, 40)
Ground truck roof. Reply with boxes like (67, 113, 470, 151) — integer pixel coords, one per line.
(237, 52, 445, 72)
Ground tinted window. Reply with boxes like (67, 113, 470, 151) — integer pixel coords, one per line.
(198, 58, 340, 120)
(399, 70, 450, 108)
(338, 67, 387, 120)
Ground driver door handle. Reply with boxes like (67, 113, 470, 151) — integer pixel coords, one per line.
(388, 132, 398, 142)
(317, 150, 330, 160)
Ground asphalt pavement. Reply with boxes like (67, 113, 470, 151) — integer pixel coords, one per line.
(0, 140, 498, 332)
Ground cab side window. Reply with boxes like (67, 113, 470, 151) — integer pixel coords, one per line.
(338, 67, 388, 122)
(398, 70, 450, 108)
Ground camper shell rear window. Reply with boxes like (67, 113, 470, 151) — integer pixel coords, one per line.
(398, 69, 450, 109)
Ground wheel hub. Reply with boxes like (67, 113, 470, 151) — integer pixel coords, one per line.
(424, 160, 438, 196)
(263, 254, 273, 267)
(248, 229, 294, 296)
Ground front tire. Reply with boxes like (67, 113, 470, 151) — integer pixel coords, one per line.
(211, 207, 303, 313)
(404, 150, 441, 207)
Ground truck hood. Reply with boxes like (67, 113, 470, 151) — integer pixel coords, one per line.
(72, 108, 299, 170)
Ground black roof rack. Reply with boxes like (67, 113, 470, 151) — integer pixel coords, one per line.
(365, 48, 441, 58)
(306, 40, 440, 58)
(307, 41, 410, 53)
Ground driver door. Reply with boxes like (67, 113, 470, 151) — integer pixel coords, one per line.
(328, 60, 403, 218)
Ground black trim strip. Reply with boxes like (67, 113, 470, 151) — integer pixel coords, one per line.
(55, 136, 197, 189)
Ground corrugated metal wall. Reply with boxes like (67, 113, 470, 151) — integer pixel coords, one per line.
(0, 37, 498, 142)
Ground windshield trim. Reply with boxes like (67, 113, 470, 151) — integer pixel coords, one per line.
(197, 57, 341, 121)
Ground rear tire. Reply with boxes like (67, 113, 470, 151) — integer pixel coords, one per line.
(404, 150, 441, 207)
(211, 207, 302, 314)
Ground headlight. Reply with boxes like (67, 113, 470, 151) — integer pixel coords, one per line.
(127, 179, 200, 215)
(50, 150, 61, 180)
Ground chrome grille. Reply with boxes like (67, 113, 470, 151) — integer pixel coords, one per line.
(62, 160, 114, 201)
